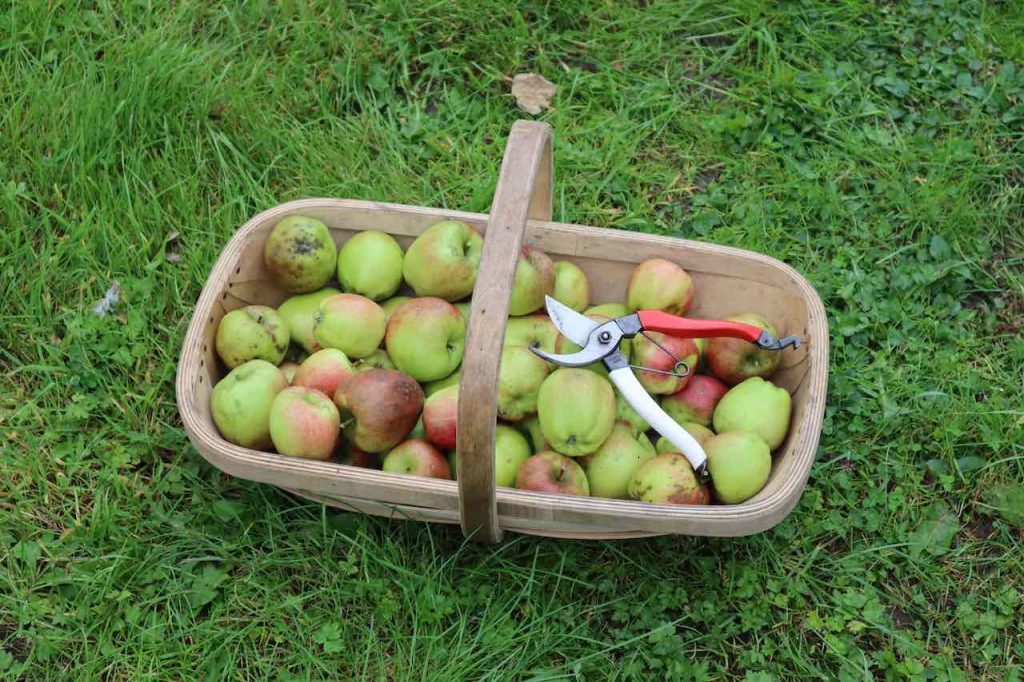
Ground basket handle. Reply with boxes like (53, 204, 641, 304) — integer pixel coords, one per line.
(456, 121, 553, 543)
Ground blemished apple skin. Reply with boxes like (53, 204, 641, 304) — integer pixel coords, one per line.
(382, 439, 452, 479)
(402, 220, 483, 301)
(712, 376, 792, 450)
(537, 369, 616, 457)
(263, 215, 337, 293)
(705, 313, 783, 385)
(552, 260, 590, 312)
(705, 430, 772, 504)
(277, 287, 340, 353)
(661, 374, 729, 427)
(215, 305, 290, 369)
(627, 453, 709, 505)
(211, 360, 289, 449)
(337, 230, 404, 301)
(385, 297, 466, 382)
(422, 384, 458, 450)
(626, 258, 694, 316)
(515, 451, 590, 496)
(334, 369, 424, 453)
(313, 293, 387, 360)
(582, 424, 657, 499)
(269, 387, 340, 460)
(291, 348, 354, 398)
(631, 332, 699, 395)
(497, 345, 550, 421)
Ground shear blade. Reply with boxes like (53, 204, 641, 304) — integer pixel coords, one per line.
(544, 296, 597, 347)
(530, 344, 608, 368)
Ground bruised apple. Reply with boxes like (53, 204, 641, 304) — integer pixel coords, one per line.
(334, 369, 423, 453)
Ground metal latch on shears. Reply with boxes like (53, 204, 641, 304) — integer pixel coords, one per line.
(531, 296, 801, 482)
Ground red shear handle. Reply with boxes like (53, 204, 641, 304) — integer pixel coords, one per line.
(637, 310, 762, 343)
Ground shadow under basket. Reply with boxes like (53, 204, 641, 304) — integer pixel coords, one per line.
(176, 121, 829, 543)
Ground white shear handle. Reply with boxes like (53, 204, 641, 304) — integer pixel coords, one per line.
(607, 367, 708, 474)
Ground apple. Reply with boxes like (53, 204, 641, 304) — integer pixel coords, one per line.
(269, 387, 340, 460)
(263, 215, 337, 293)
(279, 361, 300, 384)
(344, 445, 379, 469)
(626, 258, 693, 315)
(585, 303, 629, 319)
(655, 422, 714, 452)
(291, 348, 354, 397)
(424, 370, 460, 397)
(380, 295, 411, 324)
(503, 314, 560, 354)
(552, 260, 590, 312)
(354, 349, 395, 372)
(705, 313, 783, 385)
(422, 385, 458, 449)
(515, 451, 590, 496)
(661, 375, 728, 427)
(537, 369, 616, 456)
(497, 345, 550, 421)
(631, 331, 699, 395)
(313, 294, 386, 360)
(337, 230, 404, 301)
(277, 287, 340, 353)
(627, 453, 709, 505)
(334, 368, 423, 452)
(455, 302, 471, 321)
(449, 426, 532, 487)
(582, 423, 656, 499)
(712, 377, 792, 450)
(211, 360, 288, 449)
(508, 246, 555, 316)
(705, 431, 772, 503)
(402, 220, 483, 301)
(408, 415, 427, 440)
(446, 450, 457, 479)
(616, 391, 650, 434)
(519, 415, 550, 453)
(215, 305, 290, 369)
(382, 439, 451, 479)
(385, 297, 466, 382)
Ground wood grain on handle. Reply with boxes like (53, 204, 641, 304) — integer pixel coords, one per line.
(457, 121, 553, 543)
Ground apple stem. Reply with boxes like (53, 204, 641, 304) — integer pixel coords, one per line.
(340, 417, 356, 430)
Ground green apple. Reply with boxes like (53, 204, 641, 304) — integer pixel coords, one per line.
(263, 215, 337, 293)
(402, 220, 483, 301)
(277, 287, 340, 353)
(455, 302, 471, 322)
(661, 374, 728, 427)
(705, 313, 783, 385)
(337, 230, 404, 301)
(508, 246, 555, 316)
(627, 453, 709, 505)
(631, 331, 699, 395)
(354, 349, 395, 372)
(211, 360, 288, 449)
(497, 345, 550, 421)
(582, 423, 656, 499)
(655, 422, 714, 453)
(626, 258, 693, 316)
(215, 305, 290, 369)
(552, 261, 590, 312)
(494, 425, 533, 487)
(424, 370, 461, 397)
(409, 415, 427, 440)
(380, 296, 411, 324)
(519, 415, 550, 453)
(503, 314, 560, 354)
(712, 377, 792, 450)
(705, 430, 772, 504)
(515, 451, 590, 496)
(537, 369, 616, 456)
(385, 297, 466, 382)
(313, 293, 387, 359)
(585, 303, 629, 319)
(269, 386, 340, 460)
(291, 348, 354, 397)
(382, 439, 451, 479)
(335, 369, 424, 452)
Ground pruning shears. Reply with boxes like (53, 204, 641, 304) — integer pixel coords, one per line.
(531, 297, 801, 481)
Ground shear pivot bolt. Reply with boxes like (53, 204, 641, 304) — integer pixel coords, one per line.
(598, 331, 612, 343)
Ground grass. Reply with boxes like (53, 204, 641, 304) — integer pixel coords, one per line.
(2, 0, 1023, 679)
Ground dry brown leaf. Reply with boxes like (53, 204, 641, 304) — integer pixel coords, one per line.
(511, 73, 556, 114)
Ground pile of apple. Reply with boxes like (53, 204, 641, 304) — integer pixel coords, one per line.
(210, 214, 793, 506)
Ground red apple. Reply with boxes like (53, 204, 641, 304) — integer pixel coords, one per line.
(515, 451, 590, 496)
(705, 313, 783, 385)
(626, 258, 693, 316)
(660, 374, 728, 427)
(630, 332, 699, 395)
(268, 387, 340, 460)
(291, 348, 354, 397)
(422, 384, 458, 449)
(334, 369, 424, 453)
(382, 439, 451, 479)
